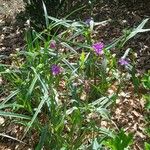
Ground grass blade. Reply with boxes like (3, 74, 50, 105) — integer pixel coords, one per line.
(22, 67, 49, 139)
(0, 111, 30, 120)
(1, 89, 20, 105)
(35, 125, 48, 150)
(42, 1, 49, 28)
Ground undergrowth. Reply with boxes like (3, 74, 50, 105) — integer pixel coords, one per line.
(0, 3, 150, 149)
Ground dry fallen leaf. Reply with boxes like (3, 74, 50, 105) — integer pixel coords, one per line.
(0, 117, 5, 125)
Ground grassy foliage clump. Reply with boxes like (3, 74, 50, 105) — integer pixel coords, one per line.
(1, 5, 150, 148)
(23, 0, 94, 30)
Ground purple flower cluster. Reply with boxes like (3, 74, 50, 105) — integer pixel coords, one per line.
(85, 18, 93, 26)
(119, 58, 129, 66)
(50, 40, 56, 49)
(92, 41, 129, 67)
(51, 65, 61, 75)
(92, 42, 104, 55)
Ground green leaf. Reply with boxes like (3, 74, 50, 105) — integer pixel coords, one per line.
(0, 111, 30, 120)
(142, 72, 150, 89)
(0, 103, 23, 110)
(35, 125, 48, 150)
(124, 19, 150, 45)
(23, 93, 48, 138)
(26, 75, 38, 97)
(122, 48, 131, 59)
(104, 130, 133, 150)
(105, 35, 125, 50)
(1, 89, 20, 105)
(79, 51, 85, 69)
(92, 138, 101, 150)
(42, 1, 49, 28)
(145, 142, 150, 150)
(22, 67, 50, 138)
(97, 127, 114, 138)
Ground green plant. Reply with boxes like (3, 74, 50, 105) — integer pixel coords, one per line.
(1, 15, 150, 149)
(142, 71, 150, 90)
(23, 0, 96, 31)
(142, 71, 150, 141)
(103, 130, 133, 150)
(0, 18, 116, 149)
(145, 142, 150, 150)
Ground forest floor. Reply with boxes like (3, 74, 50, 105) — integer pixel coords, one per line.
(0, 0, 150, 149)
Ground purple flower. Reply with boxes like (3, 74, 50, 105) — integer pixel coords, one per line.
(119, 58, 129, 66)
(50, 40, 56, 49)
(92, 42, 104, 55)
(51, 65, 61, 75)
(85, 18, 93, 26)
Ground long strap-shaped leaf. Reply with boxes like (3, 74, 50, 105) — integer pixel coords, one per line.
(0, 103, 23, 110)
(1, 89, 20, 105)
(22, 67, 49, 139)
(0, 111, 30, 120)
(123, 18, 150, 45)
(105, 18, 150, 49)
(35, 125, 48, 150)
(42, 1, 49, 28)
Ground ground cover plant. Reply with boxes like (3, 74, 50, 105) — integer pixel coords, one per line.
(23, 0, 95, 31)
(0, 1, 150, 150)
